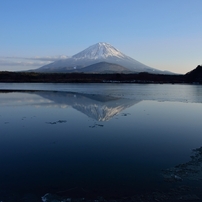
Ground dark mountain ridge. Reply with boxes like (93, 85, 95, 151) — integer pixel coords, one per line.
(185, 65, 202, 83)
(72, 62, 132, 73)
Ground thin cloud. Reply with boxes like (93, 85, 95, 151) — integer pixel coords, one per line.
(26, 55, 69, 61)
(0, 58, 49, 67)
(0, 55, 69, 67)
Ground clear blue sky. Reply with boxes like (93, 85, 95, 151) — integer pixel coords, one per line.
(0, 0, 202, 73)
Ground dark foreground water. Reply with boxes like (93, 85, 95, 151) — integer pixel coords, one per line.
(0, 83, 202, 201)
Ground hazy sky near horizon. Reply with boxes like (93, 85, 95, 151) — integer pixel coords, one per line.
(0, 0, 202, 73)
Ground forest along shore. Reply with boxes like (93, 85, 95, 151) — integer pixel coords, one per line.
(0, 71, 188, 83)
(0, 65, 202, 83)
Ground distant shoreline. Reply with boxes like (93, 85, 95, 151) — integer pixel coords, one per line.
(0, 71, 194, 84)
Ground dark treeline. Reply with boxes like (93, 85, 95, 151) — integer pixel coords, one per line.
(0, 71, 184, 83)
(0, 65, 201, 84)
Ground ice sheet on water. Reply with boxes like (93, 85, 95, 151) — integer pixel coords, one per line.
(1, 83, 202, 103)
(42, 193, 71, 202)
(162, 146, 202, 182)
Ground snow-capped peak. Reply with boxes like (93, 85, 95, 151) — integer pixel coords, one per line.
(72, 42, 127, 60)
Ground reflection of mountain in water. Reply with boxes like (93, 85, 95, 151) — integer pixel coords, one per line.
(36, 91, 140, 121)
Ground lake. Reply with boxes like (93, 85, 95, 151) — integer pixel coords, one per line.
(0, 83, 202, 201)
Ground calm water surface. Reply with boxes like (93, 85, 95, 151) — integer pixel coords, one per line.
(0, 83, 202, 200)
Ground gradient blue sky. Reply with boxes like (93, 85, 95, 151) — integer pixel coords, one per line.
(0, 0, 202, 73)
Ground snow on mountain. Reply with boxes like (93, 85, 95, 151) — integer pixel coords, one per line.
(33, 42, 164, 74)
(72, 42, 128, 60)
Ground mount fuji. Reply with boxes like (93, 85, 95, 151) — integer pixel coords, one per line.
(32, 42, 166, 74)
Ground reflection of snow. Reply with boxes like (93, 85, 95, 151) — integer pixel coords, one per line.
(74, 104, 130, 121)
(0, 90, 140, 121)
(36, 91, 139, 121)
(163, 146, 202, 181)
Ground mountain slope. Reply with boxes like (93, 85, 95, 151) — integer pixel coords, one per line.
(72, 42, 128, 59)
(33, 42, 164, 74)
(75, 62, 131, 73)
(185, 65, 202, 83)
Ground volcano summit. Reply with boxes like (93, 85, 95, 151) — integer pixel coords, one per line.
(32, 42, 166, 74)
